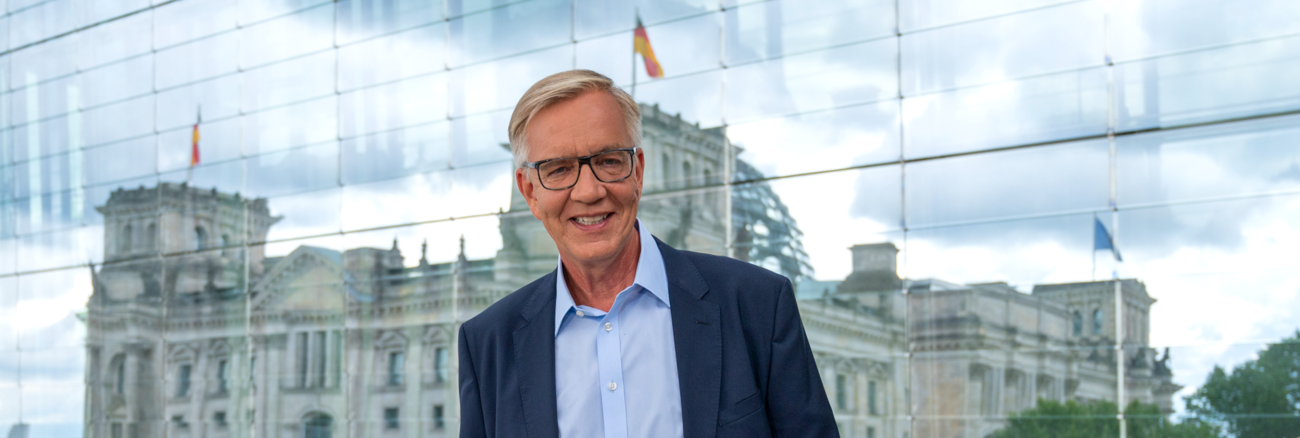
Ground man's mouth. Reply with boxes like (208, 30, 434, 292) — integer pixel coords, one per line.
(572, 214, 610, 226)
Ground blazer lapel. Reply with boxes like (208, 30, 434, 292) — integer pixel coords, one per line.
(513, 272, 560, 438)
(659, 239, 722, 438)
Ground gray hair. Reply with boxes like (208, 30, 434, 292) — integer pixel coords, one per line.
(508, 70, 641, 169)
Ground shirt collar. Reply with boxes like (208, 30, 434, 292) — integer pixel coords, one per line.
(554, 219, 670, 336)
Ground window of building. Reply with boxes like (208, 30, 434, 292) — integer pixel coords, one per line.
(119, 224, 133, 253)
(176, 364, 192, 397)
(867, 426, 875, 438)
(216, 359, 228, 392)
(388, 352, 405, 386)
(110, 423, 122, 438)
(171, 415, 187, 429)
(214, 411, 227, 428)
(1092, 308, 1103, 335)
(433, 405, 445, 430)
(835, 374, 848, 410)
(145, 223, 157, 250)
(195, 226, 208, 250)
(384, 407, 400, 429)
(113, 355, 126, 395)
(1072, 310, 1083, 336)
(313, 331, 327, 387)
(868, 380, 878, 415)
(434, 347, 448, 383)
(682, 161, 692, 187)
(297, 332, 310, 387)
(304, 413, 331, 438)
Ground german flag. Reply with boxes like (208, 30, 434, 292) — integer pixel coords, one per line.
(191, 108, 201, 167)
(633, 17, 663, 78)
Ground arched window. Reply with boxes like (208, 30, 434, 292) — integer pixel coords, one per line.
(1092, 309, 1103, 335)
(221, 234, 232, 256)
(682, 161, 692, 187)
(303, 413, 331, 438)
(703, 168, 713, 186)
(1072, 311, 1083, 336)
(110, 354, 127, 395)
(661, 152, 671, 188)
(119, 224, 133, 254)
(145, 223, 157, 251)
(195, 227, 208, 250)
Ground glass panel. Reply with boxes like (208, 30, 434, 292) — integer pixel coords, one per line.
(448, 109, 512, 168)
(724, 0, 894, 66)
(574, 0, 719, 40)
(82, 95, 154, 147)
(153, 0, 239, 49)
(82, 174, 159, 227)
(450, 0, 569, 67)
(154, 32, 240, 90)
(1115, 36, 1300, 132)
(340, 74, 449, 139)
(727, 102, 899, 180)
(340, 165, 513, 232)
(900, 0, 1071, 31)
(1122, 343, 1278, 434)
(8, 0, 76, 48)
(76, 10, 151, 69)
(239, 0, 332, 25)
(83, 136, 156, 187)
(1111, 0, 1300, 61)
(453, 45, 574, 117)
(12, 115, 75, 166)
(155, 75, 241, 133)
(245, 141, 339, 199)
(900, 1, 1104, 96)
(336, 0, 443, 46)
(903, 68, 1109, 158)
(263, 188, 342, 242)
(78, 55, 154, 109)
(632, 70, 723, 129)
(637, 13, 721, 80)
(575, 31, 634, 86)
(157, 159, 245, 198)
(12, 152, 81, 207)
(237, 3, 335, 69)
(158, 117, 240, 173)
(341, 121, 450, 186)
(241, 50, 336, 113)
(74, 0, 152, 27)
(1118, 113, 1300, 208)
(905, 140, 1109, 228)
(17, 268, 92, 349)
(241, 96, 338, 156)
(9, 75, 75, 130)
(724, 39, 897, 124)
(337, 23, 447, 92)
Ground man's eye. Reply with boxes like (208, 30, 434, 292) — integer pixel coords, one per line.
(546, 166, 571, 177)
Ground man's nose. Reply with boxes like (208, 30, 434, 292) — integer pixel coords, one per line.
(569, 163, 606, 203)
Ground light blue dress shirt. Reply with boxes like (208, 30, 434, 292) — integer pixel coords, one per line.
(554, 220, 683, 438)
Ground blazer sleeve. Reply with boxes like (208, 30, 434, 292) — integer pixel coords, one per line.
(459, 325, 488, 438)
(766, 278, 840, 437)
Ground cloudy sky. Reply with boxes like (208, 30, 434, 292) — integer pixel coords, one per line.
(3, 0, 1300, 434)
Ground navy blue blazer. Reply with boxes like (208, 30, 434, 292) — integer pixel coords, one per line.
(457, 237, 838, 438)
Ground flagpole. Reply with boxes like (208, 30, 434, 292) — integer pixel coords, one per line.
(1092, 214, 1097, 281)
(631, 8, 639, 100)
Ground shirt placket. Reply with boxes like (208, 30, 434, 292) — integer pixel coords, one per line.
(596, 297, 629, 438)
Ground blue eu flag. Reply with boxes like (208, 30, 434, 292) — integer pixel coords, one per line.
(1094, 218, 1122, 262)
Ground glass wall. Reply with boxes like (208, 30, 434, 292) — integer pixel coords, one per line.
(1, 0, 1298, 437)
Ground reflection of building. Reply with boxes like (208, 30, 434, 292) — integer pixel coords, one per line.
(83, 110, 1177, 438)
(822, 242, 1180, 438)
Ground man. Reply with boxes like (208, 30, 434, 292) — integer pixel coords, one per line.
(458, 70, 837, 438)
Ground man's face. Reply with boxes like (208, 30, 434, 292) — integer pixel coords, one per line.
(516, 90, 645, 266)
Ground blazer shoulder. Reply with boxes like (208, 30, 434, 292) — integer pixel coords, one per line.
(461, 271, 554, 338)
(678, 249, 791, 296)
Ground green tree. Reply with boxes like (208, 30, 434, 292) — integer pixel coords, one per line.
(991, 399, 1219, 438)
(1185, 331, 1300, 438)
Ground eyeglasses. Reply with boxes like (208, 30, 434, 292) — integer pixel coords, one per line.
(524, 147, 638, 190)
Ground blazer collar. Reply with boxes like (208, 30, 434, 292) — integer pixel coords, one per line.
(658, 238, 722, 438)
(513, 271, 560, 437)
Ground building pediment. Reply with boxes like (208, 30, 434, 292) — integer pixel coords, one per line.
(251, 246, 345, 312)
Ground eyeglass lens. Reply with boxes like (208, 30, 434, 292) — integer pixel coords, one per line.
(537, 150, 633, 189)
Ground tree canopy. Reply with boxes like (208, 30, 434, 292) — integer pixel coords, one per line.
(1184, 330, 1300, 438)
(991, 399, 1218, 438)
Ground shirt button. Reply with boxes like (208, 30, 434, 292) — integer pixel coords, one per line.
(604, 323, 613, 332)
(576, 310, 584, 318)
(608, 382, 617, 391)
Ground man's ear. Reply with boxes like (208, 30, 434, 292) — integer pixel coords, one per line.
(516, 168, 543, 220)
(633, 147, 646, 200)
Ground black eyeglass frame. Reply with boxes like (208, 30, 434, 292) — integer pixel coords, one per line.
(523, 147, 640, 190)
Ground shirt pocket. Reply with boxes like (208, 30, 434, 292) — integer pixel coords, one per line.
(717, 391, 765, 427)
